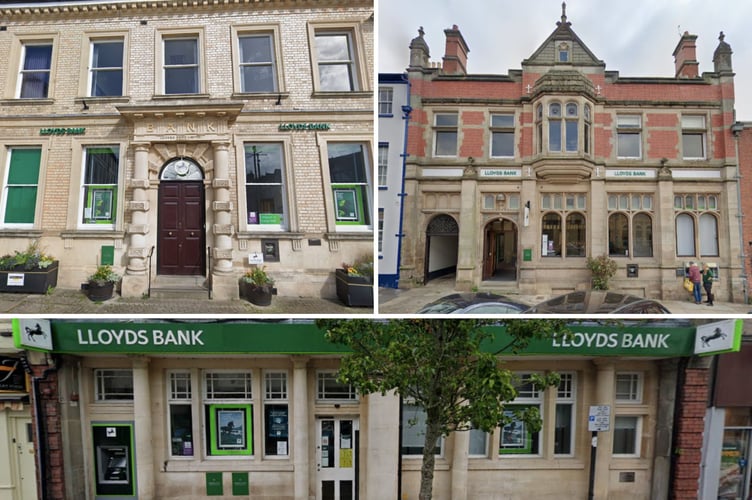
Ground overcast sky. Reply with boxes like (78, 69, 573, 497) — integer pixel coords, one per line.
(378, 0, 752, 119)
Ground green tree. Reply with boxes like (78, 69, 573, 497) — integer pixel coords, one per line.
(316, 318, 570, 500)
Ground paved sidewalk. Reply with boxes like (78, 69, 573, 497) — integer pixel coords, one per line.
(0, 288, 372, 316)
(378, 275, 752, 316)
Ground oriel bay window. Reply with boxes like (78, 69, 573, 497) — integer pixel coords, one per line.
(674, 194, 719, 257)
(204, 371, 253, 456)
(2, 147, 42, 226)
(548, 102, 579, 152)
(540, 193, 587, 257)
(81, 146, 119, 227)
(328, 142, 372, 227)
(608, 194, 653, 257)
(244, 143, 287, 229)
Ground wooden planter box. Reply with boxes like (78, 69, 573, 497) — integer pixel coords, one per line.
(335, 268, 373, 307)
(0, 261, 58, 294)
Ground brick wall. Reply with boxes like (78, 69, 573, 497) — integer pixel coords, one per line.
(29, 365, 65, 500)
(739, 127, 752, 281)
(671, 363, 709, 500)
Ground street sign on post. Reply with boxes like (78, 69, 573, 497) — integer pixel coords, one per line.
(588, 405, 611, 432)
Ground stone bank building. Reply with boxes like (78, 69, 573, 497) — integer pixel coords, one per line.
(0, 0, 374, 300)
(400, 7, 745, 302)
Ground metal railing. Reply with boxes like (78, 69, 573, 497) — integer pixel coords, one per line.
(147, 246, 155, 298)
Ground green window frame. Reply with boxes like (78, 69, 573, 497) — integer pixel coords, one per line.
(81, 146, 119, 226)
(328, 143, 371, 227)
(3, 148, 41, 225)
(207, 404, 253, 456)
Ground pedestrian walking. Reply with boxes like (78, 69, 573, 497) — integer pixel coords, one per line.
(702, 263, 714, 306)
(688, 262, 702, 305)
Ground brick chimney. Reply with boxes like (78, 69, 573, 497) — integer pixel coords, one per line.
(673, 31, 699, 78)
(442, 25, 469, 75)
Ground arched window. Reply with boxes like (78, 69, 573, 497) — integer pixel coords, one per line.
(676, 213, 696, 257)
(608, 213, 628, 256)
(632, 213, 653, 257)
(541, 213, 561, 257)
(699, 213, 718, 256)
(566, 213, 586, 257)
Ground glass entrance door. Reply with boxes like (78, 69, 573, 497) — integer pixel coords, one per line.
(317, 417, 358, 500)
(718, 428, 752, 499)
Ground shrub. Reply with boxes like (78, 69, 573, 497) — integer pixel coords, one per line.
(586, 255, 618, 290)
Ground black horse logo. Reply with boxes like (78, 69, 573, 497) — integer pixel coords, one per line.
(25, 323, 46, 342)
(701, 327, 727, 347)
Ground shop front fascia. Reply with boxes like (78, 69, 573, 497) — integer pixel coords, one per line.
(12, 319, 742, 500)
(116, 102, 244, 300)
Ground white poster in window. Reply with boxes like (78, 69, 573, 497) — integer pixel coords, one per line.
(541, 235, 548, 256)
(277, 441, 288, 455)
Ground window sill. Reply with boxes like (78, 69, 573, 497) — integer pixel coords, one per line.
(0, 229, 43, 237)
(236, 231, 303, 240)
(152, 93, 211, 101)
(75, 96, 130, 105)
(232, 92, 289, 101)
(311, 90, 373, 99)
(0, 98, 54, 106)
(61, 230, 126, 239)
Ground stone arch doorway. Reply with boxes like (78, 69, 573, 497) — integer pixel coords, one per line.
(157, 157, 206, 275)
(424, 214, 459, 283)
(482, 218, 518, 281)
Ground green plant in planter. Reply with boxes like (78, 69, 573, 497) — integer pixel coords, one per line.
(0, 241, 56, 271)
(342, 254, 374, 282)
(241, 266, 275, 287)
(88, 265, 121, 286)
(586, 254, 618, 290)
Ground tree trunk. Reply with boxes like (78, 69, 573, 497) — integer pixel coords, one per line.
(419, 417, 443, 500)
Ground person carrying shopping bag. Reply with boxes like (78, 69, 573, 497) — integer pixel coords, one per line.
(702, 263, 714, 306)
(688, 262, 702, 305)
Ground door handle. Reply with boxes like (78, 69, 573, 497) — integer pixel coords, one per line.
(168, 231, 173, 236)
(190, 232, 195, 237)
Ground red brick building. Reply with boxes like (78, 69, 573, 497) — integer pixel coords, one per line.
(400, 7, 745, 303)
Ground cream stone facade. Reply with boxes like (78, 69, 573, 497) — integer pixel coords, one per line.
(0, 0, 374, 301)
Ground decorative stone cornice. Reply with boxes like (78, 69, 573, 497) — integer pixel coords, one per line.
(0, 0, 371, 17)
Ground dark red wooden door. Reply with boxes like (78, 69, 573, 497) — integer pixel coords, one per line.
(158, 182, 205, 275)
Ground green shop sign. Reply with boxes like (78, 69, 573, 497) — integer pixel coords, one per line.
(13, 320, 741, 358)
(278, 123, 330, 131)
(39, 127, 85, 136)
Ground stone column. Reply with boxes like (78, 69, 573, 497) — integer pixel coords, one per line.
(121, 143, 151, 298)
(455, 169, 478, 290)
(592, 360, 615, 500)
(365, 392, 399, 499)
(210, 141, 237, 300)
(518, 172, 538, 293)
(292, 356, 310, 500)
(132, 357, 153, 499)
(450, 425, 469, 500)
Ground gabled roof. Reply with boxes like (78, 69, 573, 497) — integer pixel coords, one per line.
(522, 3, 605, 69)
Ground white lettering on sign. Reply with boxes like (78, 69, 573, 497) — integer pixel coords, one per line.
(77, 329, 204, 346)
(552, 332, 670, 349)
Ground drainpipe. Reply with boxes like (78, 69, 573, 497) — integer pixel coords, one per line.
(731, 121, 747, 304)
(395, 74, 412, 288)
(397, 396, 403, 500)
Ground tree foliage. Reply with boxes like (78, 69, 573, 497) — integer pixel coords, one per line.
(316, 318, 570, 500)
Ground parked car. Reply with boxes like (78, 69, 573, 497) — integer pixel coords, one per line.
(417, 292, 529, 314)
(525, 291, 672, 314)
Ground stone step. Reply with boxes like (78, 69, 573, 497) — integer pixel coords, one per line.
(150, 275, 210, 300)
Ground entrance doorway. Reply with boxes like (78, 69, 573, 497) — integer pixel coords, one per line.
(11, 416, 37, 500)
(316, 416, 358, 500)
(483, 218, 518, 281)
(424, 214, 459, 283)
(157, 158, 206, 276)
